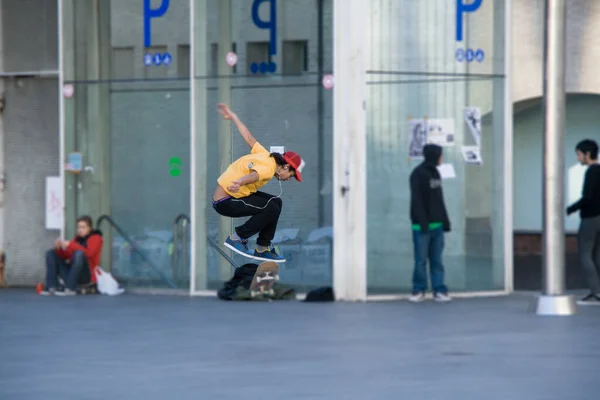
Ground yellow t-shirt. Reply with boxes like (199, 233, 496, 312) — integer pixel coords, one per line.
(217, 142, 277, 198)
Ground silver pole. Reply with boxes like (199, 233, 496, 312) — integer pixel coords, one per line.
(534, 0, 576, 315)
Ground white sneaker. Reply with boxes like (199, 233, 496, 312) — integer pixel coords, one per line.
(576, 293, 600, 306)
(434, 292, 452, 303)
(39, 288, 56, 296)
(55, 288, 77, 296)
(408, 292, 426, 303)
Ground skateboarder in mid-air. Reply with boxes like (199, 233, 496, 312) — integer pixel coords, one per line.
(211, 103, 305, 263)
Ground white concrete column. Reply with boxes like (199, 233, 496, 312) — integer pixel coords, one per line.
(217, 0, 233, 281)
(332, 0, 367, 301)
(491, 0, 511, 290)
(501, 0, 514, 292)
(0, 0, 5, 251)
(190, 0, 209, 293)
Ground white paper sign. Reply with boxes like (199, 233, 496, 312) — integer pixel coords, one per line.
(408, 118, 455, 158)
(46, 177, 63, 230)
(461, 146, 483, 165)
(426, 119, 455, 147)
(464, 107, 482, 146)
(408, 119, 428, 158)
(437, 163, 456, 180)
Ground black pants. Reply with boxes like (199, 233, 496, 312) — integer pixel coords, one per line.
(578, 215, 600, 294)
(213, 191, 282, 247)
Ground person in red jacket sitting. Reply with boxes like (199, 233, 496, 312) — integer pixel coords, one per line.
(40, 215, 103, 296)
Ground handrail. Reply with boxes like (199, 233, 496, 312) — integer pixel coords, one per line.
(172, 214, 240, 272)
(96, 215, 176, 288)
(208, 236, 240, 269)
(172, 214, 190, 282)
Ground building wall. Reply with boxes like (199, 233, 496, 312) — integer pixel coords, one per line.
(0, 0, 59, 285)
(513, 94, 600, 233)
(512, 0, 600, 104)
(2, 78, 59, 285)
(512, 0, 600, 233)
(1, 0, 57, 72)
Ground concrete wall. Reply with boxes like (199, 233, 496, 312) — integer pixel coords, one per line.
(0, 0, 59, 285)
(513, 0, 600, 104)
(513, 94, 600, 233)
(512, 0, 600, 233)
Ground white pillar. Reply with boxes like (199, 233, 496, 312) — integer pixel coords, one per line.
(190, 0, 209, 293)
(0, 0, 6, 250)
(217, 0, 233, 281)
(502, 0, 514, 292)
(332, 0, 367, 301)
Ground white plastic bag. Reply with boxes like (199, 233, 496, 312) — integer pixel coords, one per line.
(95, 267, 125, 296)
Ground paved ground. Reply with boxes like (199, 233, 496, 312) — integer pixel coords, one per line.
(1, 289, 599, 400)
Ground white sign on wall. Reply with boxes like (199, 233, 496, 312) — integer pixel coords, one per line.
(45, 177, 63, 230)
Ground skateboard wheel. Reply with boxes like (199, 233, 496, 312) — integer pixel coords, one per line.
(256, 277, 262, 283)
(275, 275, 280, 281)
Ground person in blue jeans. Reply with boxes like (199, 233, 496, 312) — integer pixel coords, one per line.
(40, 215, 103, 296)
(408, 144, 451, 303)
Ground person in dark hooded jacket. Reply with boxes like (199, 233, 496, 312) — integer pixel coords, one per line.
(408, 144, 451, 303)
(40, 215, 103, 296)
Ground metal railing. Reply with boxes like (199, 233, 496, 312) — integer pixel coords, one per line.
(172, 214, 189, 283)
(96, 215, 176, 289)
(171, 214, 239, 278)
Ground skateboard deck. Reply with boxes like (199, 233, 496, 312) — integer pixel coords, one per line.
(249, 261, 280, 297)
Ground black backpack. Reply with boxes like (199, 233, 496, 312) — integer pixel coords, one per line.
(304, 286, 335, 302)
(217, 263, 258, 300)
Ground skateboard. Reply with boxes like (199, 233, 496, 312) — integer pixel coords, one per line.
(249, 261, 280, 297)
(77, 283, 98, 295)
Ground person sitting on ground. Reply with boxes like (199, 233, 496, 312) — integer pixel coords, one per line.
(40, 215, 103, 296)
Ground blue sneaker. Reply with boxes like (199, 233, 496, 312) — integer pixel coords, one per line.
(253, 247, 286, 263)
(223, 236, 253, 259)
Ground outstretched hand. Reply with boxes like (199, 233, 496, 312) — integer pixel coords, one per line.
(217, 103, 236, 120)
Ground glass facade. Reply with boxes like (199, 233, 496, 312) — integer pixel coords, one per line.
(60, 0, 510, 297)
(61, 0, 334, 293)
(195, 0, 334, 293)
(62, 0, 192, 289)
(365, 0, 508, 294)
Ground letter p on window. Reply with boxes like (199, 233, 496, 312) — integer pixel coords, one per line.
(144, 0, 170, 48)
(456, 0, 482, 42)
(251, 0, 277, 56)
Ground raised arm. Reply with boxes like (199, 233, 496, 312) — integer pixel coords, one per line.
(217, 103, 257, 149)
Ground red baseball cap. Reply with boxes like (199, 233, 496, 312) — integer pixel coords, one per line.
(283, 151, 305, 182)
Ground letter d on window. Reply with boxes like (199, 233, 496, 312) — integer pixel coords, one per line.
(456, 0, 482, 42)
(144, 0, 170, 48)
(252, 0, 277, 56)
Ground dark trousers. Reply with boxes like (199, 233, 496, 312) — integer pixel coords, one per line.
(213, 191, 282, 247)
(412, 227, 448, 294)
(578, 215, 600, 294)
(45, 250, 91, 290)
